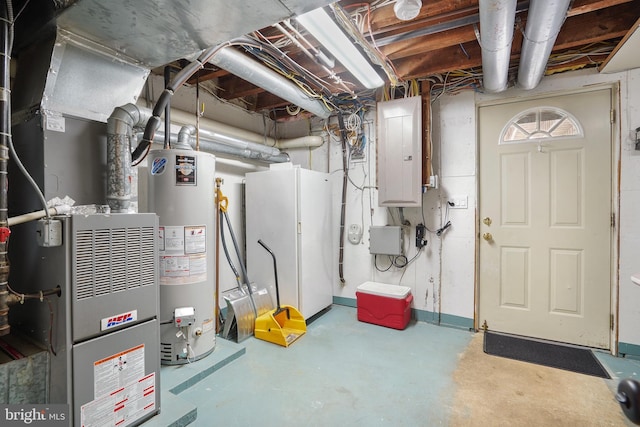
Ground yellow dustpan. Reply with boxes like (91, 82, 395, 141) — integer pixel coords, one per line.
(254, 239, 306, 347)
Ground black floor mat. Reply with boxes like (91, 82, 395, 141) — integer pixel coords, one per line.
(483, 331, 611, 379)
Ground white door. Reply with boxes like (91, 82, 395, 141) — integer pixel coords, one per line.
(478, 89, 612, 348)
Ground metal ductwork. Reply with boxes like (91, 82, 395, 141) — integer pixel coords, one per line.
(517, 0, 571, 90)
(174, 126, 290, 163)
(478, 0, 517, 93)
(107, 103, 295, 212)
(167, 108, 324, 150)
(209, 45, 332, 119)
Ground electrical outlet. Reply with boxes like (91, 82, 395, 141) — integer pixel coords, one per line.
(449, 195, 468, 209)
(428, 175, 438, 189)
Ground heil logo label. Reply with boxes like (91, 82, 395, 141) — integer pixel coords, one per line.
(101, 310, 138, 331)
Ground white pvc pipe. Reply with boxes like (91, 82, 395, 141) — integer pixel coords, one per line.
(8, 205, 71, 227)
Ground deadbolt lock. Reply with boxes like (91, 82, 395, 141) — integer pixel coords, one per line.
(483, 217, 492, 226)
(482, 232, 493, 242)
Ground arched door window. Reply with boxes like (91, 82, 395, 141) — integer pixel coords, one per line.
(500, 107, 583, 144)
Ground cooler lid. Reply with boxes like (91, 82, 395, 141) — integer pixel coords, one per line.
(356, 281, 411, 299)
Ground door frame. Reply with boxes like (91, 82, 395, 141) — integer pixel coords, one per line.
(474, 83, 621, 354)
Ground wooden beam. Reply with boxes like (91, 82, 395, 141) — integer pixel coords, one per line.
(392, 4, 636, 79)
(369, 0, 479, 33)
(568, 0, 635, 17)
(381, 25, 478, 60)
(216, 75, 264, 100)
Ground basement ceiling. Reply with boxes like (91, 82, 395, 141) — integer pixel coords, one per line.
(176, 0, 640, 120)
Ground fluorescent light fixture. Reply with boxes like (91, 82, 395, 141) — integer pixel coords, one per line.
(296, 7, 384, 89)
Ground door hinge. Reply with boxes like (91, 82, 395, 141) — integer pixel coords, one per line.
(481, 320, 488, 331)
(610, 109, 615, 124)
(611, 313, 614, 330)
(611, 213, 616, 228)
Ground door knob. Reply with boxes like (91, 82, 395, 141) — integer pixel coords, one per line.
(482, 232, 493, 242)
(483, 217, 492, 226)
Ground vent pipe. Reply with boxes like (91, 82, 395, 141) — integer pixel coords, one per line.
(517, 0, 571, 90)
(478, 0, 517, 93)
(209, 46, 332, 119)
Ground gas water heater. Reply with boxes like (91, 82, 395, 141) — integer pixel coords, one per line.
(147, 149, 216, 364)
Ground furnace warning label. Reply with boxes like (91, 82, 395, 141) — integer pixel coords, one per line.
(81, 372, 155, 427)
(93, 345, 145, 399)
(81, 345, 154, 427)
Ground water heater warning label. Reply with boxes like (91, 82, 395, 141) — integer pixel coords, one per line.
(175, 155, 196, 185)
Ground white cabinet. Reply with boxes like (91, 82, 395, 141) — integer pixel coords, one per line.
(245, 164, 333, 320)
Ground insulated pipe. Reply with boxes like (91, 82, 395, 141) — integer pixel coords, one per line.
(478, 0, 517, 93)
(106, 103, 153, 212)
(517, 0, 571, 90)
(209, 46, 331, 119)
(173, 126, 289, 163)
(133, 45, 222, 163)
(168, 108, 324, 149)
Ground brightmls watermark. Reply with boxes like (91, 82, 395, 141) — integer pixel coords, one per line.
(0, 405, 69, 426)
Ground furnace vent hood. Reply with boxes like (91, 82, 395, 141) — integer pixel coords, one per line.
(12, 0, 334, 122)
(46, 0, 333, 68)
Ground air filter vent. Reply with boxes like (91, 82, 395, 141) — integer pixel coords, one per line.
(75, 225, 156, 301)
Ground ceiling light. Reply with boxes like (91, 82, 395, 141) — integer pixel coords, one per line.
(296, 7, 384, 89)
(394, 0, 422, 21)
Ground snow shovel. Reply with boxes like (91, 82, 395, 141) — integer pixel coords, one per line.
(254, 239, 306, 347)
(218, 190, 273, 342)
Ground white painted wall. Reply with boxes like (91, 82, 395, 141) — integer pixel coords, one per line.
(143, 67, 640, 349)
(287, 67, 640, 350)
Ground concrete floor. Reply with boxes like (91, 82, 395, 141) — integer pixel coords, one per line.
(144, 304, 640, 426)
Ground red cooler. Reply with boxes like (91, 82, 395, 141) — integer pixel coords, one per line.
(356, 281, 413, 330)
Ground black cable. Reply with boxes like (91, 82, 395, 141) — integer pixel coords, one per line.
(374, 254, 393, 272)
(392, 255, 408, 268)
(337, 113, 349, 285)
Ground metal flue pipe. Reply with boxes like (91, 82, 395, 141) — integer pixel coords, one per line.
(517, 0, 571, 90)
(478, 0, 517, 93)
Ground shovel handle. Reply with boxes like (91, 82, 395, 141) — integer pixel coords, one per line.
(257, 239, 280, 309)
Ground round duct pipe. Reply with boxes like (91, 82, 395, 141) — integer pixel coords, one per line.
(167, 107, 324, 150)
(517, 0, 571, 90)
(478, 0, 517, 93)
(209, 46, 332, 119)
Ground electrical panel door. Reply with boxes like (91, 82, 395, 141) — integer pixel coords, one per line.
(377, 96, 422, 207)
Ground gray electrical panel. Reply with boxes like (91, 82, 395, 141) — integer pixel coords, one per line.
(43, 213, 160, 427)
(369, 226, 403, 255)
